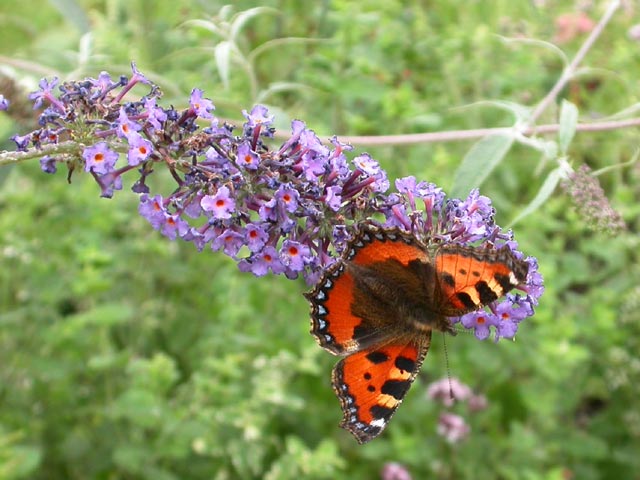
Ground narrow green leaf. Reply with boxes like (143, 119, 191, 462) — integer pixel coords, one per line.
(455, 100, 532, 123)
(77, 32, 92, 66)
(509, 167, 562, 227)
(48, 0, 90, 33)
(214, 41, 232, 90)
(597, 101, 640, 120)
(182, 19, 223, 36)
(450, 133, 514, 199)
(248, 37, 326, 65)
(230, 7, 278, 41)
(558, 100, 578, 154)
(255, 82, 313, 103)
(498, 35, 569, 66)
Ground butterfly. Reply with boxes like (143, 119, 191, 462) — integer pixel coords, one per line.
(305, 223, 529, 443)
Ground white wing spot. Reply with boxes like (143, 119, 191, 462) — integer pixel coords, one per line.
(370, 418, 386, 428)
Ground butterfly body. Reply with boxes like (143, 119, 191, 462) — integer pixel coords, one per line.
(305, 223, 529, 443)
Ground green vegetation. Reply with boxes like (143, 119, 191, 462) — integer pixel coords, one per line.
(0, 1, 638, 479)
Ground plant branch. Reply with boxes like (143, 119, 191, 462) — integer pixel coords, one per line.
(528, 0, 621, 124)
(322, 117, 640, 146)
(0, 141, 81, 167)
(2, 116, 640, 166)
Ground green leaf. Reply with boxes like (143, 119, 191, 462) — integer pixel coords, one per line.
(113, 444, 147, 473)
(230, 7, 278, 42)
(598, 101, 640, 120)
(66, 302, 134, 328)
(110, 389, 164, 428)
(509, 167, 562, 227)
(455, 100, 532, 124)
(498, 35, 569, 66)
(126, 353, 179, 394)
(182, 19, 224, 36)
(450, 133, 514, 198)
(562, 431, 609, 459)
(0, 445, 42, 478)
(214, 41, 232, 90)
(48, 0, 90, 33)
(558, 100, 578, 154)
(255, 82, 314, 103)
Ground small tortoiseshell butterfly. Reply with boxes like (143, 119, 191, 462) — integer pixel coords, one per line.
(305, 223, 529, 443)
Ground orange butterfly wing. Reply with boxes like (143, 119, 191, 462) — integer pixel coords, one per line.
(306, 226, 429, 355)
(332, 340, 430, 444)
(306, 224, 529, 443)
(434, 245, 529, 317)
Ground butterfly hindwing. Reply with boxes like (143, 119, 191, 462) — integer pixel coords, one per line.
(332, 338, 430, 444)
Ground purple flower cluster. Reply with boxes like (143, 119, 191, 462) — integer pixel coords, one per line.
(11, 64, 543, 340)
(426, 377, 488, 444)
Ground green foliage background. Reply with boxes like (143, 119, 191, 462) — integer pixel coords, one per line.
(1, 1, 639, 479)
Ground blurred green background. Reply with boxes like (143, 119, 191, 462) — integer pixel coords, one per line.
(1, 1, 639, 479)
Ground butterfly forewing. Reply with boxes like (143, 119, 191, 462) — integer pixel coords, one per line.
(433, 245, 529, 317)
(307, 225, 431, 355)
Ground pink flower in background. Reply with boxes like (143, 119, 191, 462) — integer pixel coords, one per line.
(437, 413, 470, 444)
(468, 394, 489, 412)
(426, 377, 472, 407)
(554, 12, 595, 44)
(381, 462, 412, 480)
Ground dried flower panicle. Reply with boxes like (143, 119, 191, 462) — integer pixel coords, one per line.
(7, 64, 543, 341)
(562, 164, 626, 234)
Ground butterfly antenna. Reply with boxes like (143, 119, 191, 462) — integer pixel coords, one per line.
(442, 333, 454, 401)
